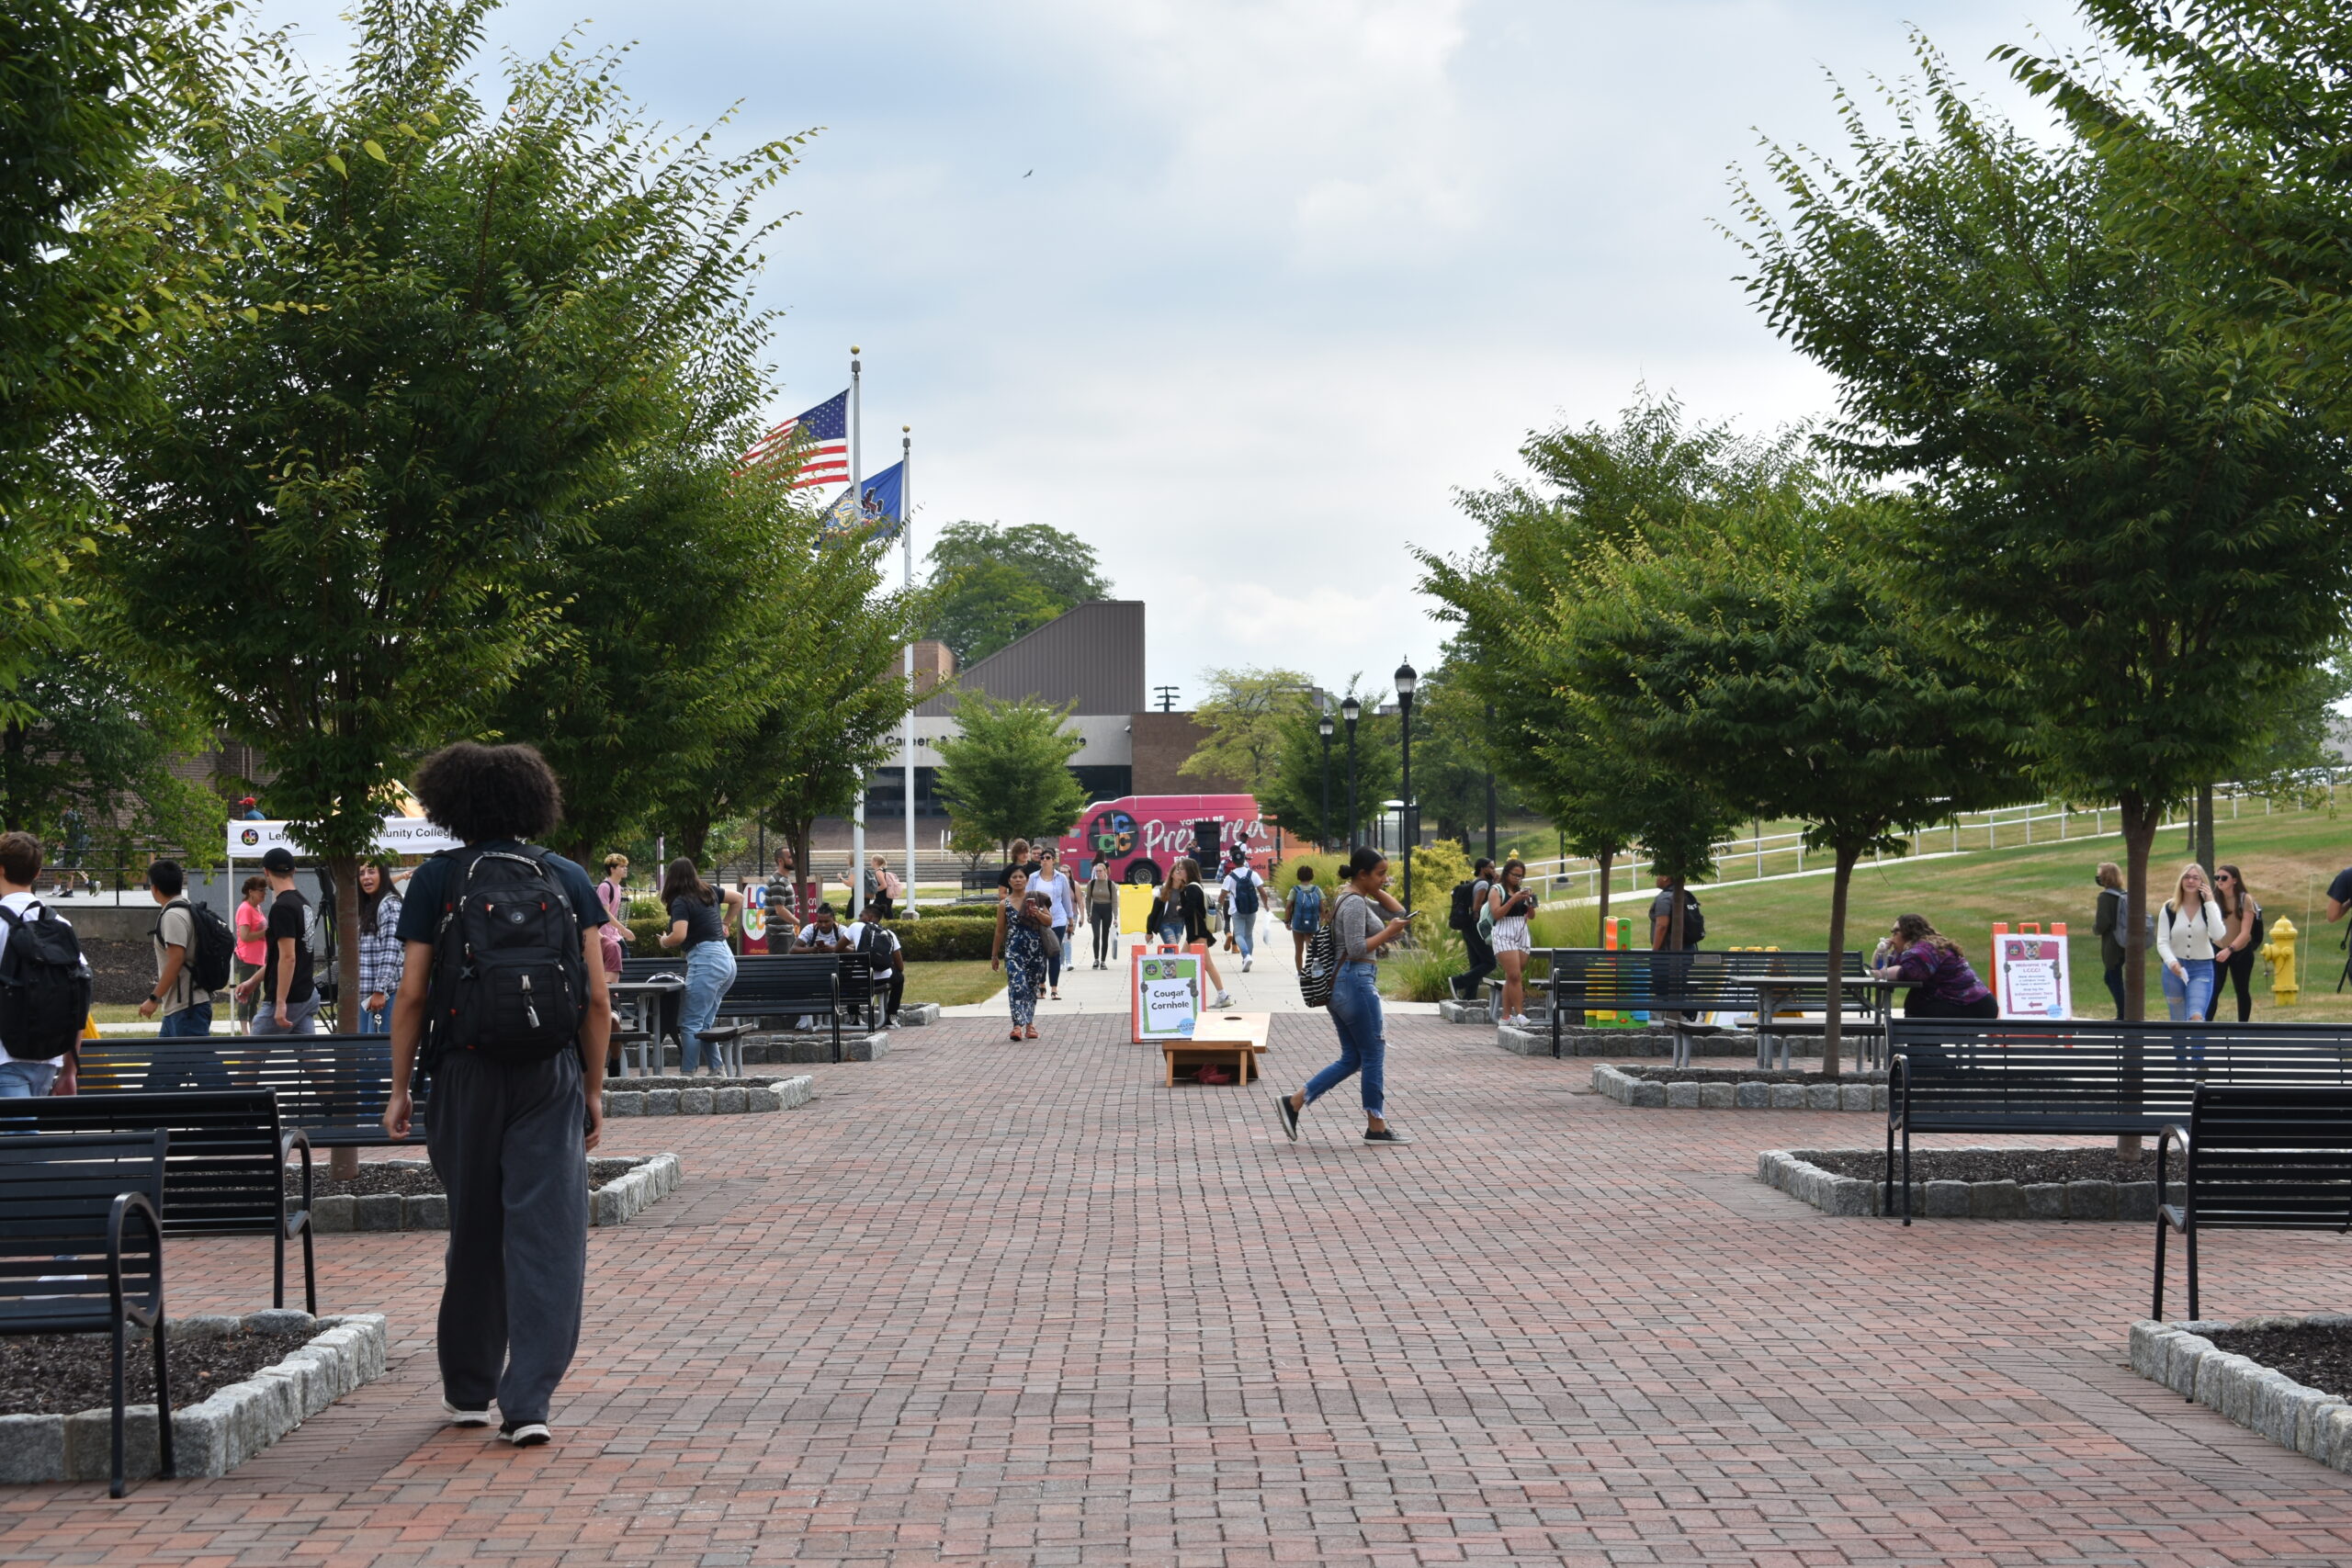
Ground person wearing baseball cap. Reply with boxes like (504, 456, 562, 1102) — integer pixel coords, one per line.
(235, 846, 318, 1034)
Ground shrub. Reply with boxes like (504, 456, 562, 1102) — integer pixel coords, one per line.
(1383, 922, 1465, 1002)
(1406, 840, 1473, 919)
(883, 917, 995, 962)
(626, 913, 668, 956)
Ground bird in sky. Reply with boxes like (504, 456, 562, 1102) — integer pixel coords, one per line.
(1023, 169, 1033, 177)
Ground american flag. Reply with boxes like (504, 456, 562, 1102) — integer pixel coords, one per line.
(740, 389, 850, 488)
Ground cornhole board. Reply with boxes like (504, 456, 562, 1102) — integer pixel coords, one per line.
(1132, 947, 1204, 1043)
(1162, 1011, 1271, 1087)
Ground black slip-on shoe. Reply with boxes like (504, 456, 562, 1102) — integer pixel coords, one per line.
(500, 1420, 552, 1447)
(1270, 1092, 1300, 1142)
(1362, 1126, 1414, 1145)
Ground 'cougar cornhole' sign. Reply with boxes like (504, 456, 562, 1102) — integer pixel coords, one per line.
(1131, 949, 1203, 1043)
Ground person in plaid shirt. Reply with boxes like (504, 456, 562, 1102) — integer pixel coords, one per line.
(355, 861, 405, 1033)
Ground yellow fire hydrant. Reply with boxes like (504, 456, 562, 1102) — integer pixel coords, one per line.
(2261, 915, 2300, 1008)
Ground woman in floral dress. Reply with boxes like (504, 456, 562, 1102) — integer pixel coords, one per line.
(991, 867, 1049, 1041)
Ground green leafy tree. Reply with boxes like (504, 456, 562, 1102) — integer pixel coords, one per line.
(1555, 477, 2030, 1072)
(0, 0, 243, 700)
(0, 637, 217, 853)
(103, 0, 806, 1026)
(922, 522, 1111, 664)
(1257, 683, 1399, 851)
(2007, 6, 2352, 433)
(1181, 668, 1315, 796)
(1733, 47, 2352, 1042)
(931, 690, 1091, 854)
(1408, 651, 1527, 852)
(1422, 394, 1779, 931)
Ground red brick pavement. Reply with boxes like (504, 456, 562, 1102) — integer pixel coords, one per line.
(3, 1012, 2350, 1565)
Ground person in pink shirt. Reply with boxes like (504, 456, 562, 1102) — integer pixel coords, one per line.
(232, 875, 268, 1030)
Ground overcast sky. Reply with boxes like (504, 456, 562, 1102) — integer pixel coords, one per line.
(254, 0, 2097, 703)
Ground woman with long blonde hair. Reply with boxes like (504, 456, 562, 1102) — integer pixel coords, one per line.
(2154, 862, 2226, 1021)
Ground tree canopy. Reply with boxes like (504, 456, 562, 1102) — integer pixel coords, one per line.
(1181, 668, 1315, 797)
(931, 690, 1091, 853)
(922, 522, 1111, 665)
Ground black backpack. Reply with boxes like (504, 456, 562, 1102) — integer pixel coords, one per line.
(1448, 879, 1477, 932)
(160, 897, 237, 995)
(0, 900, 93, 1062)
(423, 846, 587, 1065)
(1679, 891, 1706, 945)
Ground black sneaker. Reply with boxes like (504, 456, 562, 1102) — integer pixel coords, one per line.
(1363, 1126, 1413, 1145)
(1270, 1091, 1300, 1142)
(500, 1420, 551, 1447)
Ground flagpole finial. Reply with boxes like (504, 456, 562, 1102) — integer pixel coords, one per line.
(852, 344, 861, 354)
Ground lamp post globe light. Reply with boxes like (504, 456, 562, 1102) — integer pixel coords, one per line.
(1394, 660, 1418, 913)
(1317, 709, 1335, 852)
(1340, 696, 1362, 854)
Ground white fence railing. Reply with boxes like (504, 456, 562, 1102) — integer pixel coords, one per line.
(1506, 776, 2340, 904)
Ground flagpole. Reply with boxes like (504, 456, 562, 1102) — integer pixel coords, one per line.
(849, 346, 865, 919)
(902, 424, 917, 915)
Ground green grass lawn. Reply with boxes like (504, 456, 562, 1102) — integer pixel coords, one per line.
(1668, 805, 2352, 1021)
(901, 960, 1002, 1008)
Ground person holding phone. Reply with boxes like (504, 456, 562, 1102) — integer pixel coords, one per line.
(1487, 858, 1538, 1028)
(1271, 847, 1413, 1145)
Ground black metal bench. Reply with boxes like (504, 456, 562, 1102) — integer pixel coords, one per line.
(1886, 1018, 2352, 1224)
(0, 1130, 173, 1495)
(1531, 949, 1762, 1066)
(621, 953, 888, 1066)
(76, 1036, 426, 1148)
(2154, 1085, 2352, 1319)
(11, 1091, 315, 1313)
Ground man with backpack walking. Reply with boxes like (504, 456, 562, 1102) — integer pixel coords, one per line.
(139, 860, 233, 1039)
(381, 742, 611, 1450)
(1448, 857, 1498, 1003)
(0, 831, 93, 1099)
(1649, 874, 1704, 950)
(236, 847, 319, 1036)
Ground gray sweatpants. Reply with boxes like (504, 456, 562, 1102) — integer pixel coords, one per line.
(424, 1050, 589, 1426)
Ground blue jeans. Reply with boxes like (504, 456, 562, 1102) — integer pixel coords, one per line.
(1231, 908, 1256, 957)
(158, 1002, 214, 1038)
(1157, 921, 1185, 948)
(0, 1059, 58, 1098)
(2163, 958, 2215, 1024)
(357, 1005, 390, 1034)
(1304, 961, 1385, 1118)
(679, 942, 737, 1073)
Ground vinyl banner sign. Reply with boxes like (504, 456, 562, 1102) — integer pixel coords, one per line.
(1993, 925, 2072, 1021)
(226, 818, 464, 860)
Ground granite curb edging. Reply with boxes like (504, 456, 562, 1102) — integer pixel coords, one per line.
(308, 1152, 683, 1233)
(1596, 1063, 1889, 1111)
(1497, 1022, 1769, 1058)
(1758, 1146, 2175, 1220)
(603, 1073, 814, 1117)
(2131, 1314, 2352, 1471)
(0, 1310, 388, 1483)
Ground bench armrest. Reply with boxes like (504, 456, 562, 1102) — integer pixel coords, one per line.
(107, 1190, 164, 1326)
(1885, 1051, 1911, 1130)
(2157, 1122, 2189, 1223)
(281, 1128, 314, 1235)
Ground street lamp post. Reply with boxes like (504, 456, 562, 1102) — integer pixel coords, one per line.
(1317, 710, 1335, 852)
(1341, 697, 1362, 854)
(1395, 660, 1418, 912)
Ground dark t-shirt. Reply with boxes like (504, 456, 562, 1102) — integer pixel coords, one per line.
(262, 888, 315, 1004)
(667, 894, 727, 950)
(2331, 868, 2352, 909)
(394, 843, 606, 947)
(1649, 887, 1700, 949)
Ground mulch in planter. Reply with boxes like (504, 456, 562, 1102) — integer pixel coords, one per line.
(1620, 1066, 1883, 1086)
(2203, 1324, 2352, 1403)
(285, 1157, 642, 1201)
(0, 1328, 314, 1417)
(1799, 1147, 2160, 1184)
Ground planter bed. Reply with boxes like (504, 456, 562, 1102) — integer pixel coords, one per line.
(603, 1073, 814, 1114)
(0, 1310, 387, 1483)
(1498, 1021, 1767, 1058)
(1595, 1063, 1887, 1111)
(637, 1035, 890, 1067)
(292, 1153, 681, 1232)
(2131, 1314, 2352, 1472)
(1760, 1146, 2174, 1219)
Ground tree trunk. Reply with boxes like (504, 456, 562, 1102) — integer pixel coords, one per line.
(2119, 791, 2162, 1158)
(2195, 782, 2215, 879)
(677, 809, 712, 865)
(1821, 841, 1857, 1080)
(1596, 849, 1614, 932)
(1, 719, 21, 830)
(330, 852, 362, 1179)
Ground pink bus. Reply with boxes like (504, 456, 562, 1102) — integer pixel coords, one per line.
(1056, 795, 1267, 885)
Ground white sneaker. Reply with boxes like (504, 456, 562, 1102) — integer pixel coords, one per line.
(443, 1399, 494, 1427)
(1242, 954, 1253, 972)
(1212, 992, 1235, 1009)
(500, 1421, 551, 1447)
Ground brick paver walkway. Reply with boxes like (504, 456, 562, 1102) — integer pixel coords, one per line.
(6, 1013, 2351, 1564)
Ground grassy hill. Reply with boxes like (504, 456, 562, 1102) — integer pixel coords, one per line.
(1611, 803, 2352, 1021)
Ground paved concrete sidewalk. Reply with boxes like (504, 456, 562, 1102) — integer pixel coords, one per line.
(6, 1015, 2350, 1565)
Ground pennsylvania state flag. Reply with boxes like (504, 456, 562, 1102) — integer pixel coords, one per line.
(823, 462, 904, 541)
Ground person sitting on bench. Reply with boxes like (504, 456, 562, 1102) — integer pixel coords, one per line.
(1871, 913, 1997, 1019)
(842, 903, 905, 1026)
